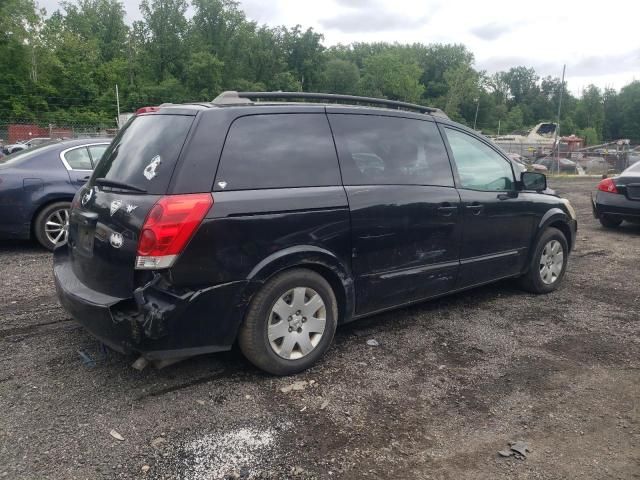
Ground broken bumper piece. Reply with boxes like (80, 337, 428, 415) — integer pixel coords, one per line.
(53, 246, 246, 360)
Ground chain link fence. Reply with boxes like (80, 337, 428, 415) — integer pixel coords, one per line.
(0, 119, 118, 152)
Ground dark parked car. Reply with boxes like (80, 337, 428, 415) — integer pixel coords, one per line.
(537, 156, 577, 174)
(54, 92, 577, 375)
(0, 138, 111, 249)
(592, 161, 640, 228)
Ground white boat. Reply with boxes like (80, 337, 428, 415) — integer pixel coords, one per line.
(489, 122, 557, 159)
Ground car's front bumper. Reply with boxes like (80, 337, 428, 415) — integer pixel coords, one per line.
(54, 246, 250, 360)
(592, 191, 640, 221)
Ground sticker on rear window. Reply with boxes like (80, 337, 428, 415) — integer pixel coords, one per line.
(143, 155, 161, 180)
(110, 232, 123, 248)
(110, 199, 122, 216)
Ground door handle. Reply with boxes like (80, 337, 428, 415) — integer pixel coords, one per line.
(76, 175, 91, 184)
(465, 202, 483, 215)
(498, 191, 518, 200)
(437, 202, 458, 216)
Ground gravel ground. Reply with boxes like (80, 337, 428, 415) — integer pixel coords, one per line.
(1, 177, 638, 479)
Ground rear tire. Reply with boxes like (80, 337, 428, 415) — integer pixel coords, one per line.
(519, 227, 568, 294)
(599, 215, 622, 228)
(33, 201, 71, 251)
(238, 268, 338, 375)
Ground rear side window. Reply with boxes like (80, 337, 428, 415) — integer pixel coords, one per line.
(215, 114, 340, 191)
(329, 114, 454, 187)
(91, 115, 194, 194)
(64, 147, 92, 170)
(88, 145, 108, 165)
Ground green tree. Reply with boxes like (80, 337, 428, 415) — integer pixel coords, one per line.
(502, 105, 524, 133)
(359, 52, 424, 103)
(575, 85, 604, 136)
(190, 0, 254, 87)
(602, 87, 621, 141)
(577, 127, 599, 146)
(419, 43, 475, 99)
(501, 67, 539, 105)
(185, 51, 224, 100)
(139, 0, 188, 82)
(281, 25, 325, 90)
(618, 81, 640, 143)
(62, 0, 128, 62)
(441, 64, 480, 122)
(320, 59, 359, 94)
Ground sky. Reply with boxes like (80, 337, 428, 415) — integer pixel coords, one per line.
(38, 0, 640, 95)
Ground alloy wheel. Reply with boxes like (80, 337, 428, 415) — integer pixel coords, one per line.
(44, 208, 69, 246)
(267, 287, 327, 360)
(539, 239, 564, 285)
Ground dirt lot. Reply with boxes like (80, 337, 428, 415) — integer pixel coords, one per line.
(1, 177, 638, 480)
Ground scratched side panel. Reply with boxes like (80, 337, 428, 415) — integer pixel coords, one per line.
(346, 185, 462, 314)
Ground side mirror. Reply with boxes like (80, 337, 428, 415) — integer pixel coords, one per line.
(521, 171, 547, 191)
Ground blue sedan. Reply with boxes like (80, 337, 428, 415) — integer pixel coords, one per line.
(0, 138, 112, 250)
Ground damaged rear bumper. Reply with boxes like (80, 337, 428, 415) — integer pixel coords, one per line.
(53, 246, 249, 360)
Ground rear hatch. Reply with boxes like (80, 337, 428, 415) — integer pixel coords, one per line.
(67, 112, 195, 298)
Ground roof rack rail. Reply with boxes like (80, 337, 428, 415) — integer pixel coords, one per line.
(212, 91, 447, 117)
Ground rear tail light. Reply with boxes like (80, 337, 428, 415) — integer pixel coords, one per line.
(135, 193, 213, 270)
(597, 178, 618, 194)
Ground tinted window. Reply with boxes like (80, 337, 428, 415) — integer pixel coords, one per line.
(329, 114, 454, 187)
(88, 145, 108, 165)
(215, 114, 340, 190)
(91, 114, 194, 194)
(444, 128, 514, 191)
(64, 147, 92, 170)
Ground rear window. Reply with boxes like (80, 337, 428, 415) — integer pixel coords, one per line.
(91, 114, 194, 194)
(623, 161, 640, 175)
(0, 142, 60, 166)
(214, 114, 341, 191)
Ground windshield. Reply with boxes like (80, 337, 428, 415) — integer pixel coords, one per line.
(90, 114, 194, 194)
(0, 141, 61, 166)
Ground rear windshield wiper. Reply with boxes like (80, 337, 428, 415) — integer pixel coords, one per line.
(95, 177, 147, 193)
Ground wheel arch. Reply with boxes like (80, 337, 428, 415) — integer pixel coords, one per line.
(536, 208, 573, 252)
(245, 245, 355, 325)
(523, 209, 573, 274)
(547, 219, 573, 252)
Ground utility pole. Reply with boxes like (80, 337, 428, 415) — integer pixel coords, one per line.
(115, 84, 121, 127)
(497, 119, 501, 136)
(554, 65, 566, 175)
(473, 98, 480, 130)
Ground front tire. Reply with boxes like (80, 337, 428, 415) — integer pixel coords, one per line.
(33, 201, 71, 251)
(238, 268, 338, 375)
(599, 215, 622, 228)
(519, 227, 569, 294)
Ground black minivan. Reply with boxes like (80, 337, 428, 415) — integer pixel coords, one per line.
(54, 92, 577, 375)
